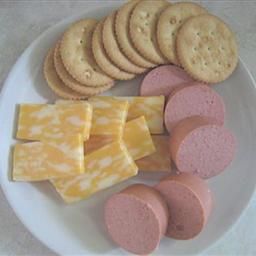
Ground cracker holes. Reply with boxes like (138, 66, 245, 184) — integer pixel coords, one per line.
(172, 32, 175, 36)
(208, 47, 211, 51)
(80, 40, 83, 44)
(80, 58, 84, 62)
(196, 32, 200, 36)
(210, 31, 215, 36)
(227, 63, 231, 68)
(179, 20, 182, 24)
(194, 47, 198, 51)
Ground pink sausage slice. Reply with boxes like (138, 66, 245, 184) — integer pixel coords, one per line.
(140, 65, 194, 97)
(170, 116, 236, 179)
(104, 184, 169, 255)
(164, 83, 225, 133)
(156, 173, 213, 240)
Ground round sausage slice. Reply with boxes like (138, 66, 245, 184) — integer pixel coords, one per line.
(164, 83, 225, 133)
(140, 65, 194, 97)
(104, 184, 169, 255)
(156, 173, 213, 240)
(170, 116, 236, 179)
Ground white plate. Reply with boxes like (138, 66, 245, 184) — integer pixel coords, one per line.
(1, 2, 256, 255)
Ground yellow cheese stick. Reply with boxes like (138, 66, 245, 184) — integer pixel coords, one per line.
(85, 116, 155, 160)
(16, 103, 92, 141)
(88, 97, 129, 138)
(13, 134, 84, 181)
(114, 96, 165, 134)
(52, 141, 138, 203)
(136, 135, 171, 172)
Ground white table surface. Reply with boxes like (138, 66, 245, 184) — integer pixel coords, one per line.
(0, 1, 256, 255)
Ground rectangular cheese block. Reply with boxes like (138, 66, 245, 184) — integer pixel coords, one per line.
(13, 134, 84, 181)
(85, 116, 155, 160)
(88, 97, 129, 138)
(123, 116, 155, 160)
(136, 135, 171, 172)
(52, 141, 138, 203)
(114, 96, 164, 134)
(16, 102, 92, 141)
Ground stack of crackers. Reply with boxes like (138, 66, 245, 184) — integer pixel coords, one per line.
(44, 0, 238, 99)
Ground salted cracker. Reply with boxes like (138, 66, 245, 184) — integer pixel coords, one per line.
(176, 14, 238, 83)
(60, 19, 113, 87)
(103, 12, 145, 74)
(44, 48, 87, 100)
(54, 41, 114, 96)
(129, 0, 170, 64)
(115, 0, 155, 69)
(92, 20, 135, 80)
(157, 2, 207, 65)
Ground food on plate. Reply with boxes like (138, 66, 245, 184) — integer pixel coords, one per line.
(164, 83, 225, 132)
(129, 0, 169, 64)
(115, 0, 155, 68)
(92, 21, 135, 80)
(13, 135, 84, 181)
(156, 173, 213, 240)
(157, 2, 207, 65)
(117, 96, 165, 134)
(170, 116, 236, 179)
(104, 184, 168, 254)
(85, 116, 156, 161)
(52, 141, 138, 203)
(136, 135, 171, 172)
(177, 14, 238, 83)
(16, 102, 92, 141)
(88, 96, 129, 138)
(54, 41, 114, 96)
(140, 65, 194, 97)
(44, 48, 88, 99)
(60, 19, 114, 86)
(102, 12, 145, 74)
(123, 116, 155, 160)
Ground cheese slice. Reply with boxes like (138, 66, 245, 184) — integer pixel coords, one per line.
(16, 103, 92, 141)
(85, 116, 155, 160)
(88, 97, 129, 138)
(123, 116, 155, 160)
(13, 134, 84, 181)
(136, 135, 171, 172)
(52, 141, 138, 203)
(102, 96, 164, 134)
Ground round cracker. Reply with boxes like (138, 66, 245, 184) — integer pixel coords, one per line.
(102, 12, 145, 74)
(129, 0, 169, 65)
(60, 19, 113, 87)
(54, 41, 114, 95)
(177, 14, 238, 83)
(157, 2, 207, 65)
(44, 48, 88, 100)
(115, 0, 156, 69)
(92, 21, 135, 80)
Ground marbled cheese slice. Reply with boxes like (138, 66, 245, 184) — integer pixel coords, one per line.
(52, 140, 138, 203)
(85, 116, 155, 161)
(13, 134, 84, 181)
(121, 96, 165, 134)
(136, 135, 171, 172)
(88, 97, 129, 138)
(16, 103, 92, 141)
(123, 116, 155, 160)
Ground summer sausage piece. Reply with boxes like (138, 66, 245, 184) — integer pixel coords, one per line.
(140, 65, 194, 97)
(156, 173, 213, 240)
(104, 184, 169, 255)
(164, 83, 225, 133)
(170, 116, 236, 179)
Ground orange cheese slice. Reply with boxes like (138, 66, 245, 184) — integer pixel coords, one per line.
(52, 140, 138, 203)
(85, 116, 155, 160)
(13, 134, 84, 181)
(113, 96, 165, 134)
(136, 135, 171, 172)
(88, 97, 129, 138)
(16, 103, 92, 141)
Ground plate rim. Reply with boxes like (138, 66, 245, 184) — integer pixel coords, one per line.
(0, 3, 256, 255)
